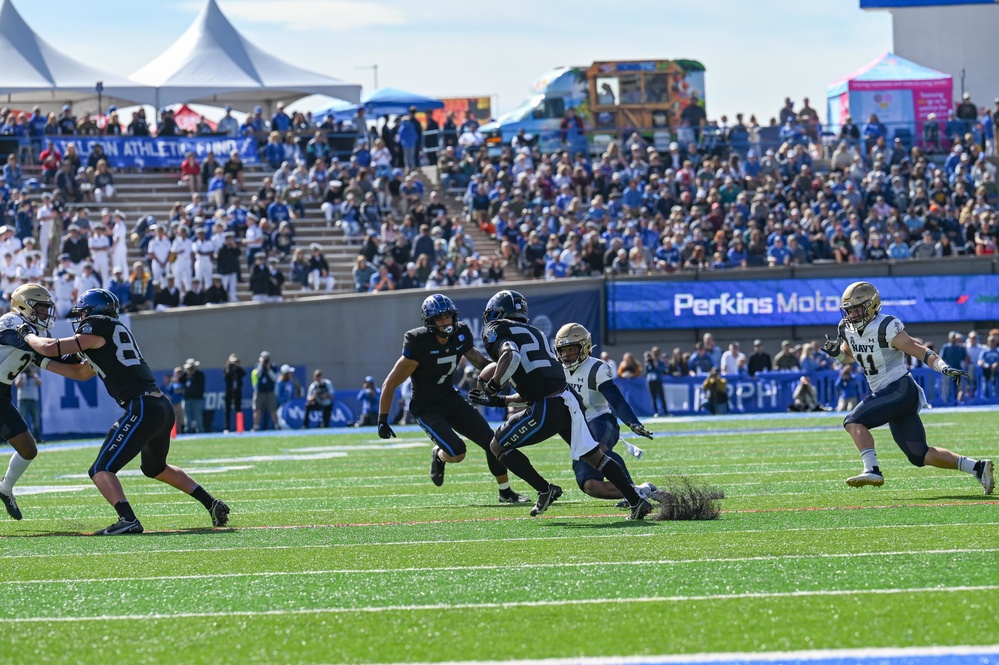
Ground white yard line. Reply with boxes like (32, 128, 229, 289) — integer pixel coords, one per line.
(0, 585, 995, 623)
(4, 548, 995, 585)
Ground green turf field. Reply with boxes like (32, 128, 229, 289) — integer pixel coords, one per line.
(0, 410, 996, 665)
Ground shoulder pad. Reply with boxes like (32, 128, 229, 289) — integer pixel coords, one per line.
(0, 313, 23, 330)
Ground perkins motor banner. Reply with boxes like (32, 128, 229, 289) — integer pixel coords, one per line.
(608, 275, 999, 330)
(47, 136, 260, 170)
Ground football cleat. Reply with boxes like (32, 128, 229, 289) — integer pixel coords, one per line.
(94, 518, 144, 535)
(429, 446, 446, 487)
(209, 499, 230, 527)
(498, 488, 530, 504)
(846, 470, 885, 487)
(614, 498, 630, 509)
(529, 484, 562, 517)
(637, 481, 671, 504)
(976, 459, 994, 495)
(627, 498, 653, 521)
(0, 486, 22, 520)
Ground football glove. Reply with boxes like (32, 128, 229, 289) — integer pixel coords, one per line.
(820, 334, 842, 357)
(376, 414, 395, 439)
(468, 388, 505, 408)
(16, 323, 35, 340)
(481, 378, 504, 396)
(628, 422, 654, 440)
(942, 366, 969, 381)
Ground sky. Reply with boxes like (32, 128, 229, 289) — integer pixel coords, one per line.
(14, 0, 893, 122)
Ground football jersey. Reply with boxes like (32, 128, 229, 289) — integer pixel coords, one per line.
(0, 313, 39, 399)
(482, 319, 565, 402)
(78, 315, 158, 406)
(564, 356, 614, 421)
(839, 312, 907, 393)
(402, 322, 474, 408)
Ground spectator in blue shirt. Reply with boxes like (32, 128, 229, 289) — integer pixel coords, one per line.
(940, 331, 968, 404)
(978, 334, 999, 398)
(270, 103, 292, 133)
(767, 235, 790, 266)
(688, 342, 714, 375)
(835, 366, 862, 412)
(396, 115, 419, 172)
(887, 232, 912, 259)
(727, 237, 748, 267)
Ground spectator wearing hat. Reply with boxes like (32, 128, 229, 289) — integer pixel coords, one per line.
(110, 210, 129, 275)
(252, 351, 279, 430)
(217, 105, 238, 137)
(205, 274, 228, 304)
(107, 266, 130, 310)
(182, 277, 206, 307)
(271, 102, 292, 133)
(192, 226, 216, 286)
(354, 376, 379, 427)
(266, 256, 285, 302)
(157, 108, 178, 137)
(153, 275, 181, 311)
(170, 224, 194, 293)
(369, 262, 394, 292)
(249, 253, 270, 301)
(223, 149, 245, 191)
(59, 225, 88, 274)
(147, 224, 172, 285)
(216, 232, 241, 302)
(87, 222, 112, 282)
(772, 340, 801, 371)
(275, 365, 301, 423)
(127, 260, 154, 312)
(307, 243, 334, 292)
(747, 340, 771, 377)
(57, 104, 77, 135)
(181, 358, 206, 433)
(397, 261, 422, 289)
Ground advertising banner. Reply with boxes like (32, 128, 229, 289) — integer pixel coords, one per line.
(47, 135, 260, 170)
(452, 290, 600, 351)
(608, 275, 999, 330)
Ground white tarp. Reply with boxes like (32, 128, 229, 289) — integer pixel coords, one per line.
(129, 0, 361, 109)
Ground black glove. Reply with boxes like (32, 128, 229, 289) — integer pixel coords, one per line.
(481, 378, 503, 396)
(16, 323, 35, 340)
(376, 414, 395, 439)
(468, 388, 505, 408)
(628, 422, 654, 439)
(820, 334, 842, 357)
(942, 366, 969, 382)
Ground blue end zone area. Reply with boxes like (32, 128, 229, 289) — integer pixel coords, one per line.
(398, 645, 999, 665)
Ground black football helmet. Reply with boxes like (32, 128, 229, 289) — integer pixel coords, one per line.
(70, 289, 120, 328)
(421, 294, 458, 337)
(482, 290, 529, 326)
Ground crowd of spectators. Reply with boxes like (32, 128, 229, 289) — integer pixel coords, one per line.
(602, 329, 999, 414)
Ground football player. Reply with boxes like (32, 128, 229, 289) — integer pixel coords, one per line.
(553, 323, 665, 507)
(821, 281, 993, 494)
(0, 284, 56, 520)
(22, 289, 232, 534)
(469, 290, 652, 520)
(376, 294, 529, 504)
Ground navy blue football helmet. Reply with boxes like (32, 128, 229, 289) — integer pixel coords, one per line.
(70, 289, 120, 326)
(482, 290, 529, 326)
(421, 294, 458, 337)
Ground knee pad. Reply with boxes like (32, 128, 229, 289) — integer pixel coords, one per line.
(140, 461, 167, 478)
(903, 447, 926, 467)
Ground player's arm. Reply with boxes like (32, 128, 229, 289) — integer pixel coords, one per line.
(464, 346, 491, 371)
(37, 356, 96, 381)
(820, 332, 854, 364)
(376, 355, 418, 438)
(596, 377, 652, 439)
(483, 340, 521, 395)
(21, 329, 106, 357)
(892, 330, 968, 378)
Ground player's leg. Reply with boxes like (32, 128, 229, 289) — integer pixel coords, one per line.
(140, 396, 230, 525)
(842, 376, 916, 487)
(89, 400, 149, 534)
(490, 401, 559, 513)
(414, 409, 468, 487)
(0, 402, 36, 520)
(890, 414, 995, 494)
(450, 397, 528, 502)
(575, 415, 627, 500)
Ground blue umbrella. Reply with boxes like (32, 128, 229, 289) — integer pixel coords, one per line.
(312, 98, 358, 123)
(360, 87, 444, 116)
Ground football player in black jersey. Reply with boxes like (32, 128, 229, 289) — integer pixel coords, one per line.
(21, 289, 231, 535)
(470, 290, 652, 520)
(377, 294, 529, 504)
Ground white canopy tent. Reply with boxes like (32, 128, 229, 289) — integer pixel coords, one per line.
(0, 0, 154, 109)
(129, 0, 361, 110)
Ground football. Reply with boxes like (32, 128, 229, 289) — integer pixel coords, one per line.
(477, 362, 499, 389)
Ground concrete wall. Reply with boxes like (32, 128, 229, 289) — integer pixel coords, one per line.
(891, 5, 999, 104)
(130, 259, 999, 388)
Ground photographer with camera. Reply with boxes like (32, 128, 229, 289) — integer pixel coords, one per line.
(644, 346, 668, 417)
(223, 353, 246, 433)
(181, 358, 206, 433)
(251, 351, 279, 431)
(305, 369, 335, 428)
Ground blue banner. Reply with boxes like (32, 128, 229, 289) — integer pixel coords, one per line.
(47, 136, 260, 170)
(608, 275, 999, 330)
(452, 290, 601, 351)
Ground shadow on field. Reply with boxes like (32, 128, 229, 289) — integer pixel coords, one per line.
(540, 520, 654, 529)
(923, 494, 997, 502)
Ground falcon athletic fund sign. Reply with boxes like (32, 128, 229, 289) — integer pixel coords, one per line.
(608, 275, 999, 330)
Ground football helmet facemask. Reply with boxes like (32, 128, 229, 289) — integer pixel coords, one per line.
(554, 323, 593, 371)
(840, 281, 881, 334)
(481, 290, 529, 326)
(10, 283, 55, 330)
(421, 294, 459, 337)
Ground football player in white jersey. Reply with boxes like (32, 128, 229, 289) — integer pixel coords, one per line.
(821, 282, 993, 494)
(553, 323, 664, 506)
(0, 284, 56, 520)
